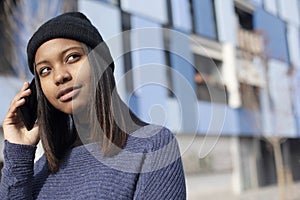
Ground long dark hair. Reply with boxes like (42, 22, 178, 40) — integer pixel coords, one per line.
(35, 42, 147, 173)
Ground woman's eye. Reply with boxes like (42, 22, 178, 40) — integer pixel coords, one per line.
(39, 67, 51, 76)
(66, 53, 81, 63)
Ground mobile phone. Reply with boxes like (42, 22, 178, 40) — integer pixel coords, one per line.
(17, 79, 38, 131)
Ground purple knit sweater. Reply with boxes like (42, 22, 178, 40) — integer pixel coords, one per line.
(0, 125, 186, 199)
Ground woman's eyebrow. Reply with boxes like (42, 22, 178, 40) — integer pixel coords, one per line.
(61, 46, 84, 55)
(35, 46, 84, 67)
(35, 60, 48, 67)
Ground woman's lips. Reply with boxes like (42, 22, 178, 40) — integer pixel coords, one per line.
(59, 89, 80, 102)
(57, 86, 82, 102)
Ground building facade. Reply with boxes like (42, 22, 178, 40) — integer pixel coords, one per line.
(1, 0, 300, 194)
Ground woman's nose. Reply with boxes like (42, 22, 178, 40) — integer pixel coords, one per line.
(54, 69, 72, 85)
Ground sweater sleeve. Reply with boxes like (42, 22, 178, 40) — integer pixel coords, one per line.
(134, 127, 186, 200)
(0, 140, 36, 200)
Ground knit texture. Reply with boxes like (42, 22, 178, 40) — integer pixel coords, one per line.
(0, 125, 186, 200)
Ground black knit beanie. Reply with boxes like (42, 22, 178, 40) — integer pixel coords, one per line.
(27, 12, 114, 74)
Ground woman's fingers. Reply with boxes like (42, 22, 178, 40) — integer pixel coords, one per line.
(2, 81, 40, 145)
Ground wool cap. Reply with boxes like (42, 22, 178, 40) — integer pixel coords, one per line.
(27, 12, 113, 74)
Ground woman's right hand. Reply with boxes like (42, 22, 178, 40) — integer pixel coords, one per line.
(2, 82, 39, 146)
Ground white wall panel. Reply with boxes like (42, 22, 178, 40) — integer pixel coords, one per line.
(278, 0, 300, 25)
(268, 59, 296, 137)
(287, 24, 300, 67)
(78, 0, 126, 100)
(249, 0, 263, 6)
(293, 69, 300, 137)
(223, 44, 241, 108)
(166, 99, 182, 133)
(263, 0, 278, 15)
(215, 0, 237, 44)
(130, 16, 168, 125)
(130, 16, 166, 93)
(121, 0, 168, 24)
(79, 1, 121, 41)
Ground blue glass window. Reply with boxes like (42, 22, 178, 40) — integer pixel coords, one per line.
(170, 0, 192, 32)
(253, 8, 289, 63)
(192, 0, 217, 40)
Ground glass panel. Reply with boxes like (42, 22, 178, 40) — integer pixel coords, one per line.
(239, 83, 260, 110)
(235, 6, 253, 30)
(192, 0, 217, 39)
(254, 8, 289, 63)
(193, 54, 227, 103)
(171, 0, 192, 32)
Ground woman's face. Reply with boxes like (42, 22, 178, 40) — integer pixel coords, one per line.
(35, 38, 91, 114)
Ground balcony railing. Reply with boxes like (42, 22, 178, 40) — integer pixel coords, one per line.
(237, 28, 264, 56)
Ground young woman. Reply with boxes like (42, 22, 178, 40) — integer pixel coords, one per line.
(0, 12, 186, 199)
